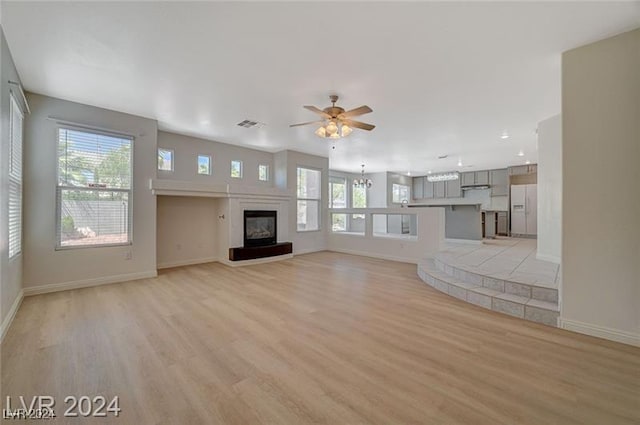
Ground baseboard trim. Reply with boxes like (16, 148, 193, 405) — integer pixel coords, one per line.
(327, 248, 418, 264)
(536, 252, 561, 264)
(219, 253, 293, 267)
(294, 247, 326, 255)
(0, 289, 24, 343)
(157, 257, 219, 269)
(444, 238, 482, 245)
(559, 318, 640, 347)
(23, 270, 158, 296)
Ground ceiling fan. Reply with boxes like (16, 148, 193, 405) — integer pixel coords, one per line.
(290, 95, 375, 139)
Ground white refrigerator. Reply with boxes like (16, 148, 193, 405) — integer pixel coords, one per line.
(510, 184, 537, 236)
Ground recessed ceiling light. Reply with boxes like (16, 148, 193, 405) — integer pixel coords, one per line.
(457, 159, 463, 167)
(517, 150, 524, 157)
(501, 130, 509, 139)
(407, 171, 411, 176)
(427, 170, 432, 174)
(525, 160, 531, 165)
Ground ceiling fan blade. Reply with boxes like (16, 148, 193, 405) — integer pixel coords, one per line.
(303, 105, 332, 119)
(289, 120, 324, 128)
(338, 105, 372, 119)
(343, 119, 375, 131)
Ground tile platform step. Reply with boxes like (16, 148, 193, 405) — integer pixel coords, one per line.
(432, 256, 559, 304)
(418, 259, 559, 327)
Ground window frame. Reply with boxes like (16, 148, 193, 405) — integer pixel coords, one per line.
(8, 93, 24, 259)
(329, 176, 347, 209)
(296, 166, 322, 232)
(157, 148, 174, 172)
(230, 160, 243, 179)
(258, 164, 269, 182)
(197, 154, 212, 175)
(55, 125, 134, 250)
(392, 183, 411, 204)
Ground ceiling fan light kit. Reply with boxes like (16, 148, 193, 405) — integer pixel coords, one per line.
(291, 95, 374, 140)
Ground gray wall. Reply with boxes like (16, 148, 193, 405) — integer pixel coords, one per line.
(23, 93, 158, 289)
(157, 131, 274, 187)
(0, 26, 23, 329)
(537, 114, 562, 263)
(562, 28, 639, 344)
(274, 150, 329, 254)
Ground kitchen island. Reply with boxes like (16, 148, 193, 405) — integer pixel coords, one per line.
(408, 203, 483, 241)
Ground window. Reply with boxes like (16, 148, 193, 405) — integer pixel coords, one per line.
(158, 148, 173, 171)
(352, 185, 367, 218)
(198, 155, 211, 175)
(297, 167, 321, 231)
(8, 94, 23, 258)
(258, 164, 269, 181)
(231, 160, 243, 178)
(329, 177, 346, 208)
(392, 183, 410, 204)
(57, 127, 132, 248)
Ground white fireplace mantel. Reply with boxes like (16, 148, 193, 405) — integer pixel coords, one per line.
(149, 179, 291, 200)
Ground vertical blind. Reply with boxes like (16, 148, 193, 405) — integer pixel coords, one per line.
(57, 127, 133, 248)
(8, 94, 23, 258)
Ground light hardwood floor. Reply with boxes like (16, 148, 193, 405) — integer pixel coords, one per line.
(2, 252, 639, 424)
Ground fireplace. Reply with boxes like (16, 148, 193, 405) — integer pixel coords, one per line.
(244, 210, 277, 247)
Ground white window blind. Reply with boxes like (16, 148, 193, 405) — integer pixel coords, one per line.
(57, 127, 133, 248)
(8, 94, 23, 259)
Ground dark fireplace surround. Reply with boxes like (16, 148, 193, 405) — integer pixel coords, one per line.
(229, 210, 292, 261)
(244, 210, 277, 247)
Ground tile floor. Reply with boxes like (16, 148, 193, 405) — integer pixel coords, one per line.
(434, 238, 560, 289)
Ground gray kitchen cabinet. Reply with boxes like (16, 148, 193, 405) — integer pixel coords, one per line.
(423, 181, 434, 198)
(509, 165, 529, 176)
(434, 181, 446, 198)
(461, 172, 475, 186)
(412, 177, 424, 200)
(475, 170, 489, 185)
(490, 168, 509, 196)
(445, 178, 461, 198)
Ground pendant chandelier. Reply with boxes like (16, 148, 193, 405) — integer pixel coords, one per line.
(353, 164, 373, 188)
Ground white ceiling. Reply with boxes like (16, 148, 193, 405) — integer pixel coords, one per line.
(3, 1, 639, 174)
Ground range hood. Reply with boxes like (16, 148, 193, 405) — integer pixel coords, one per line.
(461, 184, 490, 190)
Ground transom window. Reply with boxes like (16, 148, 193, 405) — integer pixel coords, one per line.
(258, 164, 269, 181)
(231, 160, 243, 178)
(198, 155, 211, 175)
(158, 148, 173, 171)
(57, 127, 133, 248)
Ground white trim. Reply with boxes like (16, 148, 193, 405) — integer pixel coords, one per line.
(219, 253, 293, 267)
(327, 248, 418, 264)
(23, 270, 158, 296)
(294, 247, 326, 255)
(157, 257, 219, 269)
(0, 289, 24, 343)
(559, 318, 640, 347)
(536, 252, 561, 264)
(444, 238, 483, 245)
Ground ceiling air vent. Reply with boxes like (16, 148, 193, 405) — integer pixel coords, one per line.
(237, 119, 265, 129)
